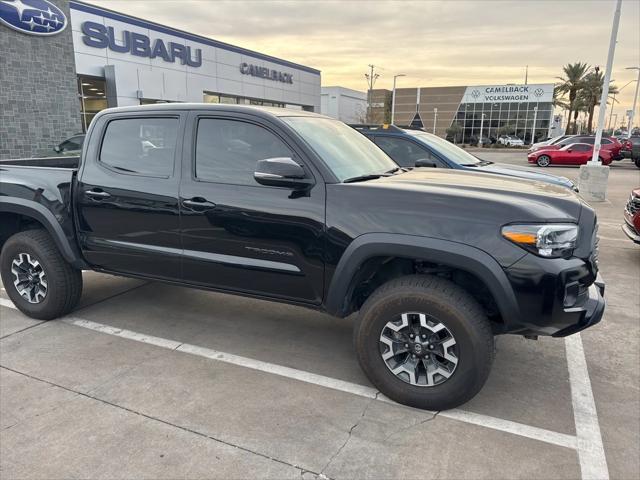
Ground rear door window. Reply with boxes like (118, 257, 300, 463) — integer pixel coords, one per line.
(100, 118, 178, 177)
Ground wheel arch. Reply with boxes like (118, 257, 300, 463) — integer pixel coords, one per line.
(325, 233, 520, 323)
(0, 198, 87, 268)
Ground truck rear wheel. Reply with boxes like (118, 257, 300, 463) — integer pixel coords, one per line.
(1, 230, 82, 320)
(354, 275, 494, 410)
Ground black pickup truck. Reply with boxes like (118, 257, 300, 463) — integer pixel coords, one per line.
(0, 104, 605, 410)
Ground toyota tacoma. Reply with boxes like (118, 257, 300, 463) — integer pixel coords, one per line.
(0, 104, 605, 410)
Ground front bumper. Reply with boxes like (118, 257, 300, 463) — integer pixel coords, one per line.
(552, 273, 605, 337)
(622, 223, 640, 244)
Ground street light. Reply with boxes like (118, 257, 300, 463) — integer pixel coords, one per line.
(478, 113, 486, 147)
(608, 79, 637, 131)
(433, 107, 438, 134)
(391, 74, 406, 125)
(626, 67, 640, 138)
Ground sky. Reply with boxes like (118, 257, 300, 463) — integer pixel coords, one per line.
(88, 0, 640, 119)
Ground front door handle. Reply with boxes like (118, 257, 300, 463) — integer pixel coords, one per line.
(85, 189, 111, 200)
(182, 197, 216, 211)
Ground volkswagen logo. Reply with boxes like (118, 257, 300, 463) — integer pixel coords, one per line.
(414, 343, 423, 354)
(471, 89, 481, 99)
(0, 0, 67, 36)
(534, 88, 544, 98)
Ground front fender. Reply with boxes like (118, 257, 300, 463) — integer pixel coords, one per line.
(325, 233, 520, 323)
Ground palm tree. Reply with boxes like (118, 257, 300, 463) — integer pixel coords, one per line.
(556, 62, 590, 134)
(580, 67, 619, 133)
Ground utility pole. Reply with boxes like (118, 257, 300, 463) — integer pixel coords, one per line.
(391, 73, 406, 125)
(524, 65, 528, 85)
(365, 64, 380, 123)
(626, 67, 640, 138)
(579, 0, 622, 202)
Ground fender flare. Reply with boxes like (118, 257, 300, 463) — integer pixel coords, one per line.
(0, 198, 86, 268)
(325, 233, 520, 321)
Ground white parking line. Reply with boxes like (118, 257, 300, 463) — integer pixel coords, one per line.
(0, 297, 607, 478)
(565, 334, 609, 480)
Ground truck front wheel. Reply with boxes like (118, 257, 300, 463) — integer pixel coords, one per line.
(1, 230, 83, 320)
(354, 275, 494, 410)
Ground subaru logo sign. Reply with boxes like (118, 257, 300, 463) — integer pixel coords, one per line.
(0, 0, 67, 36)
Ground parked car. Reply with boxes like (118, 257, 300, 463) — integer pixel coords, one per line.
(1, 104, 604, 411)
(498, 135, 524, 147)
(351, 124, 576, 190)
(622, 188, 640, 244)
(528, 143, 613, 167)
(538, 135, 624, 160)
(620, 136, 640, 168)
(53, 134, 85, 156)
(529, 134, 575, 153)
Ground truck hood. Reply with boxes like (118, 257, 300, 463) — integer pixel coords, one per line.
(365, 168, 582, 221)
(474, 162, 575, 189)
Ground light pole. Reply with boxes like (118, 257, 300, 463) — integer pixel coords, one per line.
(589, 0, 622, 165)
(626, 67, 640, 138)
(579, 0, 622, 204)
(531, 106, 538, 144)
(608, 79, 636, 131)
(433, 108, 438, 134)
(391, 74, 406, 125)
(478, 113, 486, 147)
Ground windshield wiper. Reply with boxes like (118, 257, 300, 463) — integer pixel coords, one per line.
(342, 174, 383, 183)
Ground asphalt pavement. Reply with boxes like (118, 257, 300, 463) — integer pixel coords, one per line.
(1, 152, 638, 480)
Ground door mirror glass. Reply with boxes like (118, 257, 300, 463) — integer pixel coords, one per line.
(254, 157, 313, 189)
(415, 158, 437, 168)
(53, 145, 61, 153)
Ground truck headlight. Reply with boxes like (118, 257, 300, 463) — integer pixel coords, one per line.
(501, 224, 578, 258)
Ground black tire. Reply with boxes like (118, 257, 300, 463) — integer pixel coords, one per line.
(536, 155, 551, 167)
(1, 230, 82, 320)
(635, 158, 640, 169)
(354, 275, 494, 410)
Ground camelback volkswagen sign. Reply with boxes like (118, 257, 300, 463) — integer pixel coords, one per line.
(0, 0, 67, 35)
(462, 84, 554, 104)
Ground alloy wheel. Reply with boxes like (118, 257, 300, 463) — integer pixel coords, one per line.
(537, 155, 551, 167)
(11, 253, 48, 304)
(379, 312, 458, 387)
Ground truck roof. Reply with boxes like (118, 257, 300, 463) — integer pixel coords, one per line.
(95, 103, 329, 120)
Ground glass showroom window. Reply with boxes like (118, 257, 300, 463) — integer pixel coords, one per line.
(78, 76, 108, 133)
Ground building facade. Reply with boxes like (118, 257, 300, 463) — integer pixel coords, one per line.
(0, 0, 321, 159)
(371, 83, 555, 143)
(321, 87, 367, 123)
(0, 0, 81, 159)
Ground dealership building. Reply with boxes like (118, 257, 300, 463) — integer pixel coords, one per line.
(0, 0, 321, 158)
(370, 83, 556, 142)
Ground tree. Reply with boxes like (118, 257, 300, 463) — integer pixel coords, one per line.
(556, 62, 590, 134)
(446, 123, 463, 143)
(580, 67, 619, 133)
(496, 124, 515, 137)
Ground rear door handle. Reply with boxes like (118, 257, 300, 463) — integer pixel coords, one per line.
(182, 197, 216, 210)
(85, 189, 111, 199)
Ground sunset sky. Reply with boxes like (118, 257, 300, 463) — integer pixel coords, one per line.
(88, 0, 640, 119)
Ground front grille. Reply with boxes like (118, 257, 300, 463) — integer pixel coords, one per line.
(626, 193, 640, 215)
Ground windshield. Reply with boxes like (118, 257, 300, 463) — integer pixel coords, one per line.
(282, 117, 397, 181)
(406, 131, 482, 166)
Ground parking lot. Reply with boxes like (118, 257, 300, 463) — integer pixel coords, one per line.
(1, 151, 638, 480)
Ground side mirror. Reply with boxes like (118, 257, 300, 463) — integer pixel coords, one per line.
(254, 157, 314, 189)
(567, 149, 572, 153)
(415, 159, 437, 168)
(53, 146, 61, 153)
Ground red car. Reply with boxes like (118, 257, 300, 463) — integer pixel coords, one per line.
(623, 188, 640, 244)
(528, 143, 613, 167)
(536, 135, 623, 160)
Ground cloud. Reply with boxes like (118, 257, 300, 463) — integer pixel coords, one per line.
(86, 0, 640, 109)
